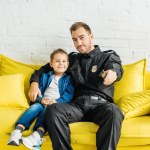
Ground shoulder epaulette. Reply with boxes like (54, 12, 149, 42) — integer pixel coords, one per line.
(103, 50, 114, 53)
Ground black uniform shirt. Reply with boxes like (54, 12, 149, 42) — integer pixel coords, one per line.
(68, 45, 123, 102)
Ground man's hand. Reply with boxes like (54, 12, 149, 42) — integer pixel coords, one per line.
(28, 82, 41, 102)
(103, 70, 117, 85)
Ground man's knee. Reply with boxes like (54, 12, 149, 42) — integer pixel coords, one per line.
(111, 104, 124, 121)
(102, 103, 124, 121)
(45, 103, 65, 120)
(46, 103, 58, 115)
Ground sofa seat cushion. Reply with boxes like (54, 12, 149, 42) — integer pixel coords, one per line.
(70, 122, 98, 133)
(1, 116, 150, 148)
(70, 116, 150, 138)
(69, 116, 150, 146)
(118, 137, 150, 147)
(121, 116, 150, 138)
(0, 108, 30, 134)
(1, 134, 150, 150)
(0, 134, 150, 150)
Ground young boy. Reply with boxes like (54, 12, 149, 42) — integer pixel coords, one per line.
(8, 48, 74, 149)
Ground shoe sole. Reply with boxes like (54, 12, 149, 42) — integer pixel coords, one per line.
(22, 138, 34, 149)
(7, 141, 19, 146)
(7, 139, 21, 146)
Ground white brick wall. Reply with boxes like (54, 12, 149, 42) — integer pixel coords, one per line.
(0, 0, 150, 69)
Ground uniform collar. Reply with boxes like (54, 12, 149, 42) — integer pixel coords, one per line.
(81, 45, 102, 58)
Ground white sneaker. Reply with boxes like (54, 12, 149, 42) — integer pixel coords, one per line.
(8, 130, 22, 146)
(22, 132, 45, 150)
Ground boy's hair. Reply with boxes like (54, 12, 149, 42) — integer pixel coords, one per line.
(70, 22, 92, 34)
(50, 48, 68, 61)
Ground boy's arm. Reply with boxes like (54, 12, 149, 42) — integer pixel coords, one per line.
(56, 76, 75, 103)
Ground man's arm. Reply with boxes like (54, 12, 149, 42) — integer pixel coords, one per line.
(30, 63, 51, 84)
(28, 63, 52, 102)
(102, 50, 124, 85)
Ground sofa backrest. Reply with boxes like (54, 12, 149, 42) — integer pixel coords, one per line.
(0, 54, 150, 101)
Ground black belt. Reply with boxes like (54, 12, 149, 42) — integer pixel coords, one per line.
(76, 95, 107, 103)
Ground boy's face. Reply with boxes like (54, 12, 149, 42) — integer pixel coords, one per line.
(50, 53, 69, 76)
(71, 27, 94, 54)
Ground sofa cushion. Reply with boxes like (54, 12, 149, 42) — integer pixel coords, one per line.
(0, 54, 40, 98)
(0, 74, 29, 108)
(70, 122, 98, 146)
(0, 108, 28, 134)
(121, 116, 150, 138)
(117, 90, 150, 119)
(114, 59, 146, 103)
(0, 55, 1, 65)
(70, 116, 150, 146)
(145, 71, 150, 90)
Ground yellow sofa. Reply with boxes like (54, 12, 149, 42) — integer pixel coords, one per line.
(0, 54, 150, 150)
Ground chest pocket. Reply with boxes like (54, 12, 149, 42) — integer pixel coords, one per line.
(69, 58, 85, 85)
(89, 63, 104, 87)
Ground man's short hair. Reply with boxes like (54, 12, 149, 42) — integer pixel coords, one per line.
(70, 22, 92, 34)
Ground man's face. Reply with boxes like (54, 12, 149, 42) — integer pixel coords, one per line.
(71, 27, 94, 54)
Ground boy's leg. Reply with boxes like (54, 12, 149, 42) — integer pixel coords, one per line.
(33, 107, 46, 131)
(22, 127, 45, 149)
(7, 125, 24, 146)
(22, 108, 46, 150)
(14, 124, 25, 132)
(8, 103, 44, 146)
(16, 103, 44, 130)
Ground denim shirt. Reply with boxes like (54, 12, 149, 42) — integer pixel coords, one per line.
(36, 71, 74, 103)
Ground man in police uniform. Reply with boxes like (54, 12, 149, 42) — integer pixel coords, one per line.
(28, 22, 124, 150)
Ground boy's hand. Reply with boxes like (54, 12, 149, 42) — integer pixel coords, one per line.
(48, 99, 57, 105)
(41, 97, 49, 107)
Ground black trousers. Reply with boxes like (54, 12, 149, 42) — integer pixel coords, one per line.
(45, 96, 124, 150)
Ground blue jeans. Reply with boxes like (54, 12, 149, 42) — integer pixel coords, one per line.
(16, 103, 46, 131)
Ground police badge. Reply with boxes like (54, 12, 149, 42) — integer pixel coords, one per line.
(91, 65, 97, 72)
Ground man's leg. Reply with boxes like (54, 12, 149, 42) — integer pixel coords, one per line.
(83, 102, 124, 150)
(45, 103, 84, 150)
